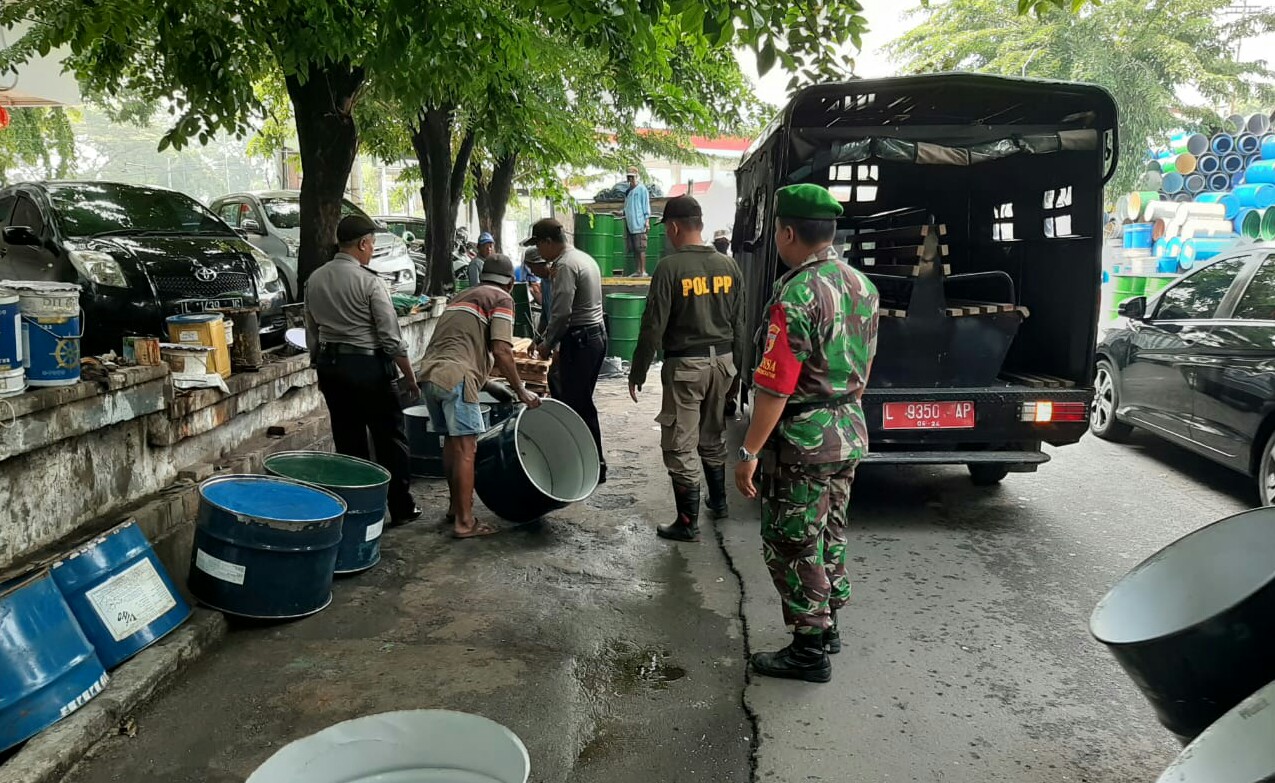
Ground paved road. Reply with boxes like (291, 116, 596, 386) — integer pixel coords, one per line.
(64, 378, 1253, 782)
(721, 427, 1251, 783)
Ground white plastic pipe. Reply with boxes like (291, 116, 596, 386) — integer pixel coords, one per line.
(1179, 218, 1238, 238)
(1175, 202, 1228, 222)
(1142, 200, 1179, 223)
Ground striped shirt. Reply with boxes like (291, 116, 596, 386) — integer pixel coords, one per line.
(418, 284, 515, 403)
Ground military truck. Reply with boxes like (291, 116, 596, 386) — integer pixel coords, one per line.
(733, 74, 1118, 484)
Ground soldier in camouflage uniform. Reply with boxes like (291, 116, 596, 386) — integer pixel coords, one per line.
(734, 183, 879, 683)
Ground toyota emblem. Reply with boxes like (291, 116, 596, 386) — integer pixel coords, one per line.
(194, 266, 218, 282)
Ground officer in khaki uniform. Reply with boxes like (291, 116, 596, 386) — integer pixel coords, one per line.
(629, 195, 746, 542)
(734, 184, 879, 683)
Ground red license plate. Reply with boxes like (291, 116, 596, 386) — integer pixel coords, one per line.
(882, 401, 975, 430)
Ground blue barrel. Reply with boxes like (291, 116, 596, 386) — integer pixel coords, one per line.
(0, 288, 19, 372)
(1207, 172, 1232, 193)
(1162, 172, 1185, 194)
(474, 399, 600, 523)
(1234, 183, 1275, 209)
(1238, 134, 1261, 155)
(50, 520, 190, 670)
(1222, 154, 1245, 174)
(0, 571, 109, 752)
(1196, 191, 1240, 220)
(189, 475, 345, 619)
(1211, 133, 1235, 155)
(1263, 134, 1275, 161)
(1184, 173, 1206, 194)
(1246, 160, 1275, 184)
(1196, 154, 1221, 174)
(263, 451, 388, 575)
(1180, 237, 1234, 270)
(1124, 223, 1154, 250)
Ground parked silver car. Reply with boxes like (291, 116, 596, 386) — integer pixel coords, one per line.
(210, 190, 417, 301)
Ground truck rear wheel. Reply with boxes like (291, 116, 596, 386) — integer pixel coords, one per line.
(968, 464, 1010, 486)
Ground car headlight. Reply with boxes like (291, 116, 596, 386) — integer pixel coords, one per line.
(68, 250, 128, 287)
(282, 238, 299, 257)
(250, 247, 281, 284)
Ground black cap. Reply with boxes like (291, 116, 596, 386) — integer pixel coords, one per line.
(336, 214, 380, 243)
(480, 253, 515, 285)
(657, 195, 703, 224)
(523, 247, 546, 266)
(521, 218, 566, 246)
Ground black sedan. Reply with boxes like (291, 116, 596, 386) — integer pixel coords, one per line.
(1093, 244, 1275, 504)
(0, 181, 286, 353)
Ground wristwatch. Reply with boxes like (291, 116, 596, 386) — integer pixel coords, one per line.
(737, 446, 758, 462)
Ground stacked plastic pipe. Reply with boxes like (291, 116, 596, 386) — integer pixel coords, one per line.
(1112, 112, 1275, 276)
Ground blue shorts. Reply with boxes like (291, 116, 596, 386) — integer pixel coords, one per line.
(423, 381, 486, 437)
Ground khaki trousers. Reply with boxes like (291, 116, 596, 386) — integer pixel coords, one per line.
(656, 352, 737, 486)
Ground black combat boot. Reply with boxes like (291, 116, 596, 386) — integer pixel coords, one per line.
(824, 612, 842, 655)
(657, 482, 700, 542)
(702, 461, 729, 520)
(750, 632, 832, 683)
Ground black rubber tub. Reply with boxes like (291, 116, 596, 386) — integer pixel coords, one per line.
(474, 399, 600, 523)
(1156, 678, 1275, 782)
(1090, 507, 1275, 743)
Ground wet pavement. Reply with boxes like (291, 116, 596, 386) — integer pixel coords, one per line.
(64, 379, 1254, 782)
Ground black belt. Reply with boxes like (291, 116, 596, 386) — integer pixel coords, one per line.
(664, 343, 733, 359)
(567, 323, 606, 337)
(318, 343, 379, 356)
(781, 393, 857, 419)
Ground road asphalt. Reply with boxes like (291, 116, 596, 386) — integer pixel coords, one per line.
(63, 379, 1253, 782)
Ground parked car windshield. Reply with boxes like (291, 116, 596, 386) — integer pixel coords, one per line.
(48, 183, 233, 238)
(261, 197, 365, 230)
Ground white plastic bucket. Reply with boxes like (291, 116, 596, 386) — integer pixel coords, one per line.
(0, 367, 24, 397)
(246, 710, 530, 783)
(159, 343, 214, 377)
(9, 282, 80, 318)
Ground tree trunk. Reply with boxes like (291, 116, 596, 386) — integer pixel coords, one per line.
(473, 162, 493, 238)
(411, 106, 478, 296)
(487, 153, 518, 254)
(285, 63, 365, 294)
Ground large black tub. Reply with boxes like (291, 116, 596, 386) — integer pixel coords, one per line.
(475, 399, 600, 523)
(1156, 679, 1275, 783)
(1090, 507, 1275, 743)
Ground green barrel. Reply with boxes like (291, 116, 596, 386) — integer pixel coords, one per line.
(609, 215, 628, 275)
(574, 213, 601, 267)
(1144, 275, 1176, 296)
(647, 222, 666, 274)
(512, 282, 535, 339)
(1112, 275, 1147, 297)
(1263, 208, 1275, 242)
(1242, 209, 1264, 240)
(604, 293, 646, 360)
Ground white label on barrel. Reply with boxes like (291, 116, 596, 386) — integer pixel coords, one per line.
(12, 314, 21, 362)
(365, 517, 385, 542)
(85, 558, 179, 642)
(196, 549, 246, 585)
(178, 329, 199, 342)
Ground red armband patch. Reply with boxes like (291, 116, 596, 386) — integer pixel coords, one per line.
(753, 304, 800, 395)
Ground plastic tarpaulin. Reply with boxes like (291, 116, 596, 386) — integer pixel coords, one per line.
(785, 130, 1101, 183)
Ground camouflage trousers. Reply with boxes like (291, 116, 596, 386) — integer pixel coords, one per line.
(761, 458, 857, 636)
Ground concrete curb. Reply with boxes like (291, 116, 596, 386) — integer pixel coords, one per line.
(0, 608, 228, 783)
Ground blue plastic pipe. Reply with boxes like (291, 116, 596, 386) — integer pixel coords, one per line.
(1212, 133, 1236, 155)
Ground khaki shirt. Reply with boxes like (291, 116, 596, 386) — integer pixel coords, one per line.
(304, 254, 407, 359)
(418, 284, 515, 403)
(629, 244, 745, 387)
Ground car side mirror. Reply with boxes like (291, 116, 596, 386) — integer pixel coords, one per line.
(233, 227, 249, 239)
(2, 225, 40, 246)
(241, 218, 264, 235)
(1118, 296, 1147, 320)
(403, 231, 415, 244)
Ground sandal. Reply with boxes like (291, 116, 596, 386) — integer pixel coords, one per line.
(453, 522, 499, 539)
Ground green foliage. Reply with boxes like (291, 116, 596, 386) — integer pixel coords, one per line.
(0, 107, 77, 184)
(889, 0, 1275, 194)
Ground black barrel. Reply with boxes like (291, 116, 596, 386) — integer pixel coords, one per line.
(404, 405, 445, 478)
(474, 399, 600, 523)
(189, 475, 345, 619)
(1156, 679, 1275, 782)
(479, 392, 519, 428)
(1090, 507, 1275, 743)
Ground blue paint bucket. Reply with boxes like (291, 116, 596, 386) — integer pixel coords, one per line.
(0, 570, 109, 752)
(1124, 223, 1154, 250)
(189, 475, 346, 619)
(11, 282, 82, 388)
(0, 288, 20, 372)
(1157, 257, 1180, 274)
(263, 451, 389, 575)
(50, 520, 191, 670)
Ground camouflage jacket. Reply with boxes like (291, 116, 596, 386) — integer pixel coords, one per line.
(753, 245, 880, 464)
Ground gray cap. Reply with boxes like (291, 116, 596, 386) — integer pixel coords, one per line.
(480, 253, 515, 285)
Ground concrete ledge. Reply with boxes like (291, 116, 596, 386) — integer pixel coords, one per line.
(0, 609, 228, 783)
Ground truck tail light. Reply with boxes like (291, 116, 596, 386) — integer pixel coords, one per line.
(1020, 401, 1087, 423)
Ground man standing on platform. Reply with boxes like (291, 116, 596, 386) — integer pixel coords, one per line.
(628, 195, 744, 542)
(305, 214, 421, 526)
(734, 184, 879, 683)
(622, 167, 651, 277)
(526, 218, 608, 483)
(419, 253, 541, 539)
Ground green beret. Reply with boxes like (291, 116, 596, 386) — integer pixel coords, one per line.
(775, 184, 844, 220)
